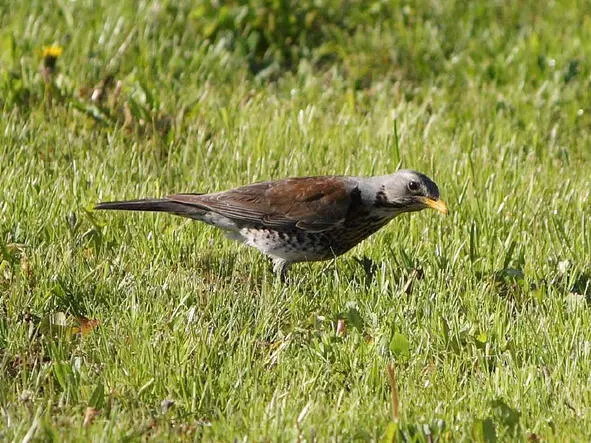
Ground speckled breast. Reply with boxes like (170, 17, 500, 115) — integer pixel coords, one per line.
(242, 216, 391, 262)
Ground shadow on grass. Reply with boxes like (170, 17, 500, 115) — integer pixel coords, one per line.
(571, 272, 591, 301)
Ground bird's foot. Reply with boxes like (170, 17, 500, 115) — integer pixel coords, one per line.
(270, 257, 291, 283)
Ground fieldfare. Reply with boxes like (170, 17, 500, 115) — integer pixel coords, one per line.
(95, 170, 448, 278)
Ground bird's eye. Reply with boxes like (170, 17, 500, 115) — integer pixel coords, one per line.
(408, 181, 420, 192)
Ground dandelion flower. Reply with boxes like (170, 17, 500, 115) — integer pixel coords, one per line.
(41, 45, 63, 70)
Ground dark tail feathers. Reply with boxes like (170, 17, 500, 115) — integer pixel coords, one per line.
(95, 199, 204, 217)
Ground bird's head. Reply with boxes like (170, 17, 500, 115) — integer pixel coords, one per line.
(368, 170, 448, 215)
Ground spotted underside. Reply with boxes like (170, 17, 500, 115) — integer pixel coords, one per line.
(233, 214, 392, 263)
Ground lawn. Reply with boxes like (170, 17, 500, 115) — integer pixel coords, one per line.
(1, 0, 591, 440)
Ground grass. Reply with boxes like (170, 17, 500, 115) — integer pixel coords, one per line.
(1, 0, 591, 440)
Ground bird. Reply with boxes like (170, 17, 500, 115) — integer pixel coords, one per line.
(95, 170, 448, 279)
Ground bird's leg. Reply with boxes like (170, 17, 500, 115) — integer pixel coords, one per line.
(271, 257, 291, 283)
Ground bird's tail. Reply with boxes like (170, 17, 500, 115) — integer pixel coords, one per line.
(95, 199, 204, 218)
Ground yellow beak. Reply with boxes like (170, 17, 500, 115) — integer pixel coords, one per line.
(421, 197, 449, 215)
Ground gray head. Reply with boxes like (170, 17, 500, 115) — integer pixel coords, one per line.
(366, 169, 448, 214)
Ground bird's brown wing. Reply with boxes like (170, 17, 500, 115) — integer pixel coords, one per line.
(167, 176, 355, 232)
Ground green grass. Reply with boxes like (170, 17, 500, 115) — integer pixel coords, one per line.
(1, 0, 591, 440)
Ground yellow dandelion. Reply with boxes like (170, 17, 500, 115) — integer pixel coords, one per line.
(41, 45, 63, 75)
(41, 46, 63, 59)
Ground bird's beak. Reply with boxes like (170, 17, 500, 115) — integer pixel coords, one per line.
(420, 197, 449, 215)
